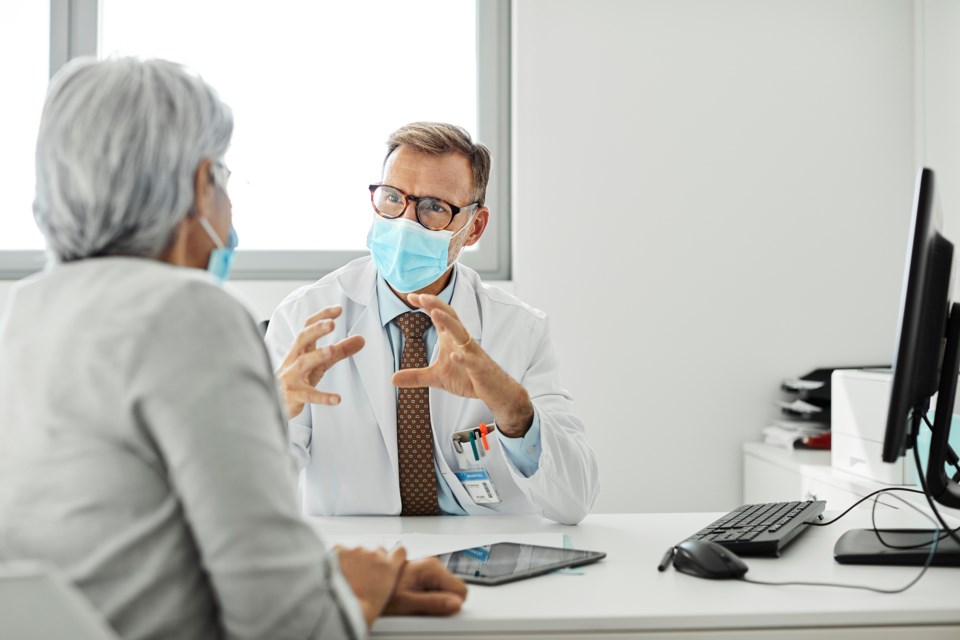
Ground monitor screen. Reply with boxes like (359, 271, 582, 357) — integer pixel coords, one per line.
(882, 167, 960, 508)
(834, 167, 960, 567)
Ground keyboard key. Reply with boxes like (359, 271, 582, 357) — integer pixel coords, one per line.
(682, 500, 826, 557)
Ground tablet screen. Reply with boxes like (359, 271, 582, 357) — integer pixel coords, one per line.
(437, 542, 605, 585)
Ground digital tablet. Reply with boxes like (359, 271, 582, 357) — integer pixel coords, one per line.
(436, 542, 606, 585)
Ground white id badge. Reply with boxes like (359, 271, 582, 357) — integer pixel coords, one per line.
(453, 468, 502, 505)
(452, 424, 502, 505)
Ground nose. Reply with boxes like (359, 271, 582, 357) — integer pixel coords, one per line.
(400, 199, 419, 222)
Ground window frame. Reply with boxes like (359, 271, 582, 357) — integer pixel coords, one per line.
(0, 0, 511, 281)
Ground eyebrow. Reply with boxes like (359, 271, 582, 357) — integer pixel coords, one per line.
(385, 183, 470, 207)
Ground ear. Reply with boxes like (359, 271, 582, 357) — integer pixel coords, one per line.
(191, 158, 216, 220)
(463, 207, 489, 247)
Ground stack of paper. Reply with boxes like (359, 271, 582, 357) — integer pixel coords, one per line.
(764, 368, 835, 449)
(762, 420, 830, 449)
(321, 532, 565, 560)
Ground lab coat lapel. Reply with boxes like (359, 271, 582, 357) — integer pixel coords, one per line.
(448, 265, 482, 347)
(340, 262, 399, 478)
(429, 266, 483, 450)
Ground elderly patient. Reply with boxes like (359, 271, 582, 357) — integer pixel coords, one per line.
(0, 57, 465, 640)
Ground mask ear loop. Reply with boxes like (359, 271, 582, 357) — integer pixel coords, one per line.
(447, 207, 479, 266)
(197, 216, 226, 249)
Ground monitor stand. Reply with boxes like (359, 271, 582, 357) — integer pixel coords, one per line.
(834, 528, 960, 566)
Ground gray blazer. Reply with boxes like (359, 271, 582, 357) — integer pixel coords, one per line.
(0, 258, 365, 640)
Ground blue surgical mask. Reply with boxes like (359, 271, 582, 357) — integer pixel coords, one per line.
(198, 217, 238, 282)
(366, 214, 473, 293)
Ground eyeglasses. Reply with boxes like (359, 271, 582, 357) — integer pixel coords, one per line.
(369, 184, 479, 231)
(211, 161, 232, 190)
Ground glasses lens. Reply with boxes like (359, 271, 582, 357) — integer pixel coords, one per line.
(373, 186, 405, 218)
(212, 162, 231, 190)
(417, 198, 454, 230)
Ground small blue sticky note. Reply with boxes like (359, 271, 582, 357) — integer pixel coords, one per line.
(557, 533, 584, 575)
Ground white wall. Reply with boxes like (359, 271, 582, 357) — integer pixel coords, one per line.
(3, 1, 954, 516)
(512, 0, 916, 512)
(923, 0, 960, 252)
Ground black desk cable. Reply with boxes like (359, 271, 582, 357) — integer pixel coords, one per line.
(657, 447, 953, 593)
(738, 489, 939, 594)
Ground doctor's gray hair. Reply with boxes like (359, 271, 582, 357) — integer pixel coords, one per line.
(385, 122, 491, 206)
(33, 57, 233, 262)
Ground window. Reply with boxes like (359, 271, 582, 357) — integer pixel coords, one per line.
(0, 0, 510, 280)
(0, 1, 49, 272)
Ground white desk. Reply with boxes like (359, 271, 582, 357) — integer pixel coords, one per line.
(310, 511, 960, 639)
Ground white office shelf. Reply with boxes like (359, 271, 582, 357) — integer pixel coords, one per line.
(743, 441, 960, 519)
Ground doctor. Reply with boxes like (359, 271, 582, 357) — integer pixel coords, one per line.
(265, 122, 599, 524)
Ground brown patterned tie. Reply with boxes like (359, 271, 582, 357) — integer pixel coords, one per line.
(395, 311, 440, 516)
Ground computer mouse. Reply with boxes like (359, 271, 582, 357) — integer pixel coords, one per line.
(672, 539, 749, 579)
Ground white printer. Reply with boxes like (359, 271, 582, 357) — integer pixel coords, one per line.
(831, 368, 916, 485)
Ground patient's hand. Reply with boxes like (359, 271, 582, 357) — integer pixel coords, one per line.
(276, 306, 364, 418)
(336, 545, 406, 628)
(384, 556, 468, 616)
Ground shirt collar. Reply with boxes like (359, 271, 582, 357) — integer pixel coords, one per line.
(376, 267, 458, 328)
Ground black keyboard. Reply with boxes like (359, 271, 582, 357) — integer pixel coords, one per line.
(687, 500, 826, 556)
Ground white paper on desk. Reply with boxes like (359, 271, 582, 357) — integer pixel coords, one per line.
(402, 532, 564, 559)
(320, 533, 402, 551)
(317, 532, 564, 560)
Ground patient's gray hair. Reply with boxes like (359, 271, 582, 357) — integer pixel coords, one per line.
(33, 57, 233, 262)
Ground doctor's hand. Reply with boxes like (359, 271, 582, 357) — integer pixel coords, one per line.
(392, 293, 535, 438)
(384, 556, 468, 616)
(276, 306, 364, 418)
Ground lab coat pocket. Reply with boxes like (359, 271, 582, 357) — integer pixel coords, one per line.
(445, 429, 531, 514)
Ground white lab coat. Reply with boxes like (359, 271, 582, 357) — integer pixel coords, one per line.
(264, 256, 599, 524)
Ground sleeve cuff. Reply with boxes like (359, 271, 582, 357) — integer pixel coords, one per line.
(497, 409, 542, 477)
(327, 550, 369, 640)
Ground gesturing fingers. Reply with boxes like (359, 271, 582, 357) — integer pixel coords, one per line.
(430, 308, 473, 348)
(305, 305, 342, 327)
(279, 319, 336, 373)
(392, 366, 435, 389)
(287, 385, 342, 407)
(327, 334, 365, 365)
(297, 335, 365, 385)
(293, 318, 336, 355)
(285, 306, 343, 360)
(281, 333, 363, 417)
(408, 293, 462, 323)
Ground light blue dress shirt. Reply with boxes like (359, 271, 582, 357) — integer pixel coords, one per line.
(377, 270, 542, 515)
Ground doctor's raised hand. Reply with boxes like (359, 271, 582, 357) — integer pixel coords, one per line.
(277, 305, 365, 418)
(392, 292, 535, 437)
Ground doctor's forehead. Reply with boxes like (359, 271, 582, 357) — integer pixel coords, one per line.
(382, 146, 474, 203)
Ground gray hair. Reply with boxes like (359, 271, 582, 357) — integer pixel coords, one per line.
(33, 57, 233, 262)
(385, 122, 491, 206)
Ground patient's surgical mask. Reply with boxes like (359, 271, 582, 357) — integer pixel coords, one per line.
(366, 212, 475, 293)
(198, 217, 238, 283)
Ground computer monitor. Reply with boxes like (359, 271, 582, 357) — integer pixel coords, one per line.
(834, 167, 960, 566)
(883, 167, 960, 507)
